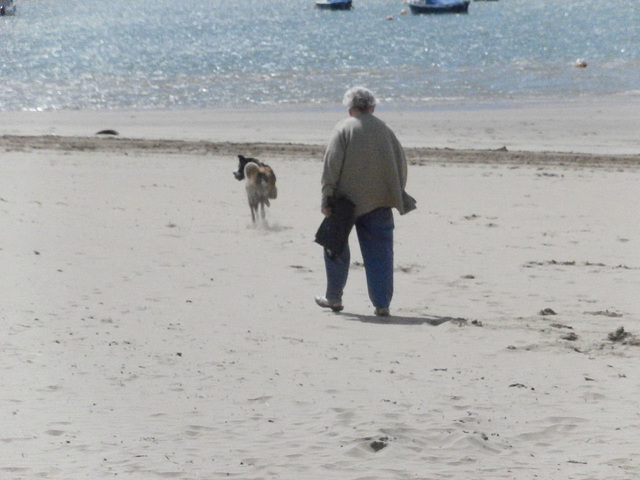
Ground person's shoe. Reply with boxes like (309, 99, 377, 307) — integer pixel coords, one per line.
(374, 306, 390, 317)
(315, 296, 344, 312)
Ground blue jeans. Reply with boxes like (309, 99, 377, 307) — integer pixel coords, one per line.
(324, 207, 394, 308)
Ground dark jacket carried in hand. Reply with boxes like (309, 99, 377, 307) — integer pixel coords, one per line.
(314, 196, 355, 260)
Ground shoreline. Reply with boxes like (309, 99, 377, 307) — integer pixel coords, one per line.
(0, 96, 638, 155)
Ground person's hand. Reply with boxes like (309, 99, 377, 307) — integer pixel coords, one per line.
(321, 206, 332, 218)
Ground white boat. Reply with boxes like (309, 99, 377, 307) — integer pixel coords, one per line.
(0, 0, 17, 16)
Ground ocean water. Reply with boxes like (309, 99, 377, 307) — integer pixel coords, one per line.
(0, 0, 638, 112)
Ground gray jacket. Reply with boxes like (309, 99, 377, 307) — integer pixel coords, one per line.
(321, 113, 408, 218)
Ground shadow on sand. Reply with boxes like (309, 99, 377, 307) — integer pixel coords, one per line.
(340, 312, 468, 326)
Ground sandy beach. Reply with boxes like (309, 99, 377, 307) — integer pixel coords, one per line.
(2, 101, 640, 479)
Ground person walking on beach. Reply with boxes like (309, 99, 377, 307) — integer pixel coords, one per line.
(315, 86, 411, 317)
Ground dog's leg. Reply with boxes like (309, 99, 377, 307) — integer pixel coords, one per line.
(260, 201, 266, 220)
(249, 200, 257, 223)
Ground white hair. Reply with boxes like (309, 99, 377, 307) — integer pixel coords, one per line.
(342, 86, 377, 111)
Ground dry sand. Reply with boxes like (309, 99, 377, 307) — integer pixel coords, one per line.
(2, 103, 640, 479)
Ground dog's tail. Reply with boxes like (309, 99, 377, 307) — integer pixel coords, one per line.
(244, 161, 260, 178)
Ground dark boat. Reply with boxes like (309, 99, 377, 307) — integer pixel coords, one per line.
(315, 0, 352, 10)
(408, 0, 470, 14)
(0, 0, 17, 16)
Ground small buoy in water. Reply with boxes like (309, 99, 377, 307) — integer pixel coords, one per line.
(400, 8, 408, 15)
(575, 59, 587, 68)
(386, 15, 394, 20)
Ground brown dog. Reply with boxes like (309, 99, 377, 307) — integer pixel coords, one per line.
(233, 155, 277, 223)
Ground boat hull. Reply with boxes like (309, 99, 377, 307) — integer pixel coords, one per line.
(0, 0, 15, 15)
(0, 4, 16, 15)
(409, 1, 469, 14)
(315, 1, 352, 10)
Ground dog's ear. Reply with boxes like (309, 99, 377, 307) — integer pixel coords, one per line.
(238, 155, 246, 161)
